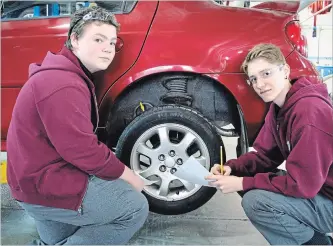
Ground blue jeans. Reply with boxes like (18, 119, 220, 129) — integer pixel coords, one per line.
(242, 189, 333, 245)
(19, 177, 149, 245)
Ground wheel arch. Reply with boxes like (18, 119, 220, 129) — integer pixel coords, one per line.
(103, 71, 249, 154)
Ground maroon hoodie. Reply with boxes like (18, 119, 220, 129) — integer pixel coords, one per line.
(227, 78, 333, 200)
(7, 46, 125, 210)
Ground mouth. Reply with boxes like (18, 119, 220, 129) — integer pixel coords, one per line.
(99, 57, 110, 61)
(260, 89, 271, 95)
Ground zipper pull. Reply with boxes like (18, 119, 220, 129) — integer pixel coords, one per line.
(78, 205, 83, 215)
(287, 141, 291, 152)
(276, 123, 280, 131)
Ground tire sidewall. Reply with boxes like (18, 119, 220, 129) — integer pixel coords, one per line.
(116, 106, 221, 215)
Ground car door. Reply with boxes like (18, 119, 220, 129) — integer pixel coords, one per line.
(0, 1, 158, 150)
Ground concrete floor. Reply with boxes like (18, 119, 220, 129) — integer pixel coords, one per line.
(1, 189, 268, 245)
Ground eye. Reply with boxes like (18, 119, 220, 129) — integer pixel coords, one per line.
(262, 70, 271, 78)
(94, 38, 103, 43)
(110, 42, 116, 46)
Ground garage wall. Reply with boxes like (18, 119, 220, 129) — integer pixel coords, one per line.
(299, 6, 333, 71)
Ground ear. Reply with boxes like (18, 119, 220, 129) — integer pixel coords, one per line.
(70, 33, 79, 50)
(284, 63, 291, 78)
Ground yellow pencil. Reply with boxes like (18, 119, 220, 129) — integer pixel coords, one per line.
(220, 146, 224, 175)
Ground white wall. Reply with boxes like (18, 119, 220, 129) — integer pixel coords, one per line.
(299, 5, 333, 67)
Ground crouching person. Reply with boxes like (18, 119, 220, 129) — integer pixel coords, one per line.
(206, 44, 333, 245)
(6, 6, 148, 245)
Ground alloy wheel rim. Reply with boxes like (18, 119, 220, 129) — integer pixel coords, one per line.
(130, 123, 211, 201)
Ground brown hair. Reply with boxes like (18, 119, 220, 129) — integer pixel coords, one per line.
(65, 6, 120, 50)
(241, 43, 286, 75)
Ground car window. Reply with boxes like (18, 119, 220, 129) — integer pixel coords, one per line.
(123, 1, 136, 13)
(1, 1, 137, 20)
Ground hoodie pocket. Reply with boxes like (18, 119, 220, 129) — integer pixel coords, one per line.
(36, 165, 87, 197)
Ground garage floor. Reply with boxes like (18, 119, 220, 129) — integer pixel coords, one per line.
(1, 191, 268, 245)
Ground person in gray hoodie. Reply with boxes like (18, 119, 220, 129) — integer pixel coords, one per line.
(207, 44, 333, 245)
(7, 6, 149, 245)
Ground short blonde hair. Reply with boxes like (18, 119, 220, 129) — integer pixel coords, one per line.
(65, 6, 120, 50)
(241, 43, 286, 75)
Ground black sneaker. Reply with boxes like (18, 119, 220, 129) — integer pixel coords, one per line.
(328, 235, 333, 245)
(26, 239, 47, 245)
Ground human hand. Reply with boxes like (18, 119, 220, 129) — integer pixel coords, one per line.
(131, 173, 145, 192)
(210, 164, 232, 176)
(119, 166, 144, 192)
(205, 175, 243, 194)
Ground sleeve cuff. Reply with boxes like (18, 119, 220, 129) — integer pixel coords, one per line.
(243, 177, 255, 191)
(112, 161, 126, 179)
(225, 160, 237, 172)
(95, 154, 126, 180)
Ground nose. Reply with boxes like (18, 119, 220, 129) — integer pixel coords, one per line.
(103, 44, 114, 54)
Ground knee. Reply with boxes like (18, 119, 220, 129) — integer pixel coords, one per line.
(137, 193, 149, 221)
(127, 192, 149, 225)
(241, 189, 273, 220)
(241, 190, 258, 219)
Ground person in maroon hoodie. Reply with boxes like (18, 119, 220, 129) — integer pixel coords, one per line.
(206, 44, 333, 245)
(6, 6, 149, 245)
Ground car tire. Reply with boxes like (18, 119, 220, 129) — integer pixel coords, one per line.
(115, 105, 222, 215)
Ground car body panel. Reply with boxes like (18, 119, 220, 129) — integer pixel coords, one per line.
(1, 1, 158, 144)
(1, 0, 321, 151)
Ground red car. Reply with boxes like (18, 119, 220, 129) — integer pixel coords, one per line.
(1, 1, 321, 215)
